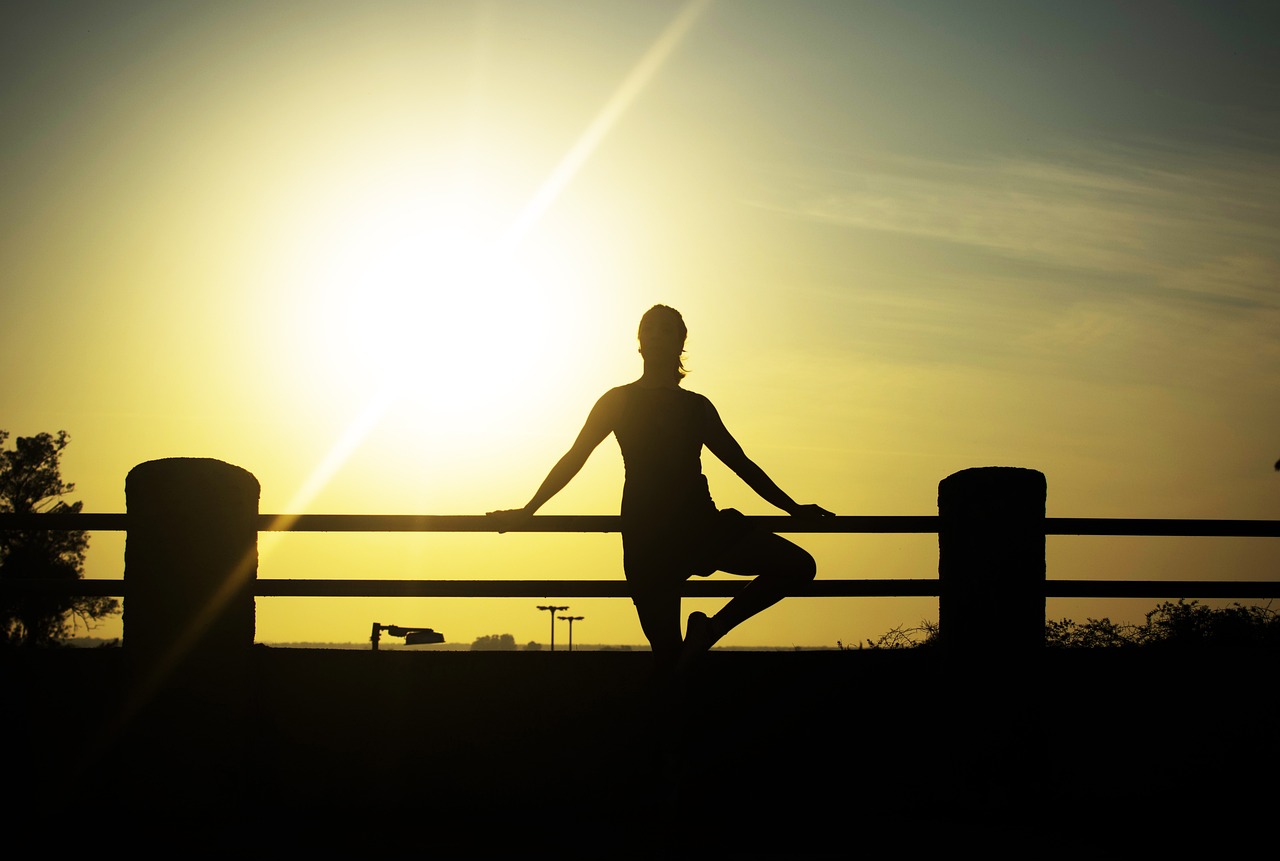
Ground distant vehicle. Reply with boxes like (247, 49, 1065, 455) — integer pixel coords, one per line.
(370, 623, 445, 649)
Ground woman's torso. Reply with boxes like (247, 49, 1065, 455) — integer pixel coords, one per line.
(611, 383, 716, 532)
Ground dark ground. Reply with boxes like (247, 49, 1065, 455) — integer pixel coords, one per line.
(4, 646, 1275, 857)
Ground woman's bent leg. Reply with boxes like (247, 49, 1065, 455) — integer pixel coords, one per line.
(703, 532, 816, 646)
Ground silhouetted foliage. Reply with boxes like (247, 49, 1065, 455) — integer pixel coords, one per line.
(859, 600, 1280, 650)
(1046, 599, 1280, 649)
(852, 619, 940, 649)
(523, 640, 543, 651)
(0, 431, 119, 646)
(470, 633, 517, 651)
(1045, 615, 1136, 648)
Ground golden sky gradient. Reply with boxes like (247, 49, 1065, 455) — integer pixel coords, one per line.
(3, 1, 1278, 648)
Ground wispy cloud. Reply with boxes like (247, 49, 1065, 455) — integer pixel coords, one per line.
(771, 143, 1280, 311)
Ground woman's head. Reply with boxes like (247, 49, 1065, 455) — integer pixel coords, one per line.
(637, 304, 688, 381)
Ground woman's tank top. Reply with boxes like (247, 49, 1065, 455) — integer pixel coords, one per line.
(612, 384, 717, 534)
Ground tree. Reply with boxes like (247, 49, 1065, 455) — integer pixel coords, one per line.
(470, 633, 517, 651)
(0, 430, 118, 646)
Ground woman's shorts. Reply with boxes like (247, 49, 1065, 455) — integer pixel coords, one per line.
(621, 508, 759, 599)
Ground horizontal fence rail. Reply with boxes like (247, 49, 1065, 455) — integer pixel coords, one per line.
(5, 512, 1280, 536)
(5, 577, 1279, 600)
(2, 513, 1278, 600)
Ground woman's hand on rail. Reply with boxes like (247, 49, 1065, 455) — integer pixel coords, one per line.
(485, 508, 534, 534)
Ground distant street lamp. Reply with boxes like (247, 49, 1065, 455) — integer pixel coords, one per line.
(537, 604, 569, 651)
(557, 615, 585, 651)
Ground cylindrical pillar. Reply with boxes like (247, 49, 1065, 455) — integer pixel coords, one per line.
(936, 467, 1046, 809)
(124, 457, 259, 687)
(938, 466, 1046, 653)
(119, 458, 260, 811)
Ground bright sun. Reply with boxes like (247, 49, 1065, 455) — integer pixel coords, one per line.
(279, 167, 587, 441)
(255, 164, 610, 514)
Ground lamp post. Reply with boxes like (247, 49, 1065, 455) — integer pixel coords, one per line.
(537, 605, 569, 651)
(558, 615, 584, 651)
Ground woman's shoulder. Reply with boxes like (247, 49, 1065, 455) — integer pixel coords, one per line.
(600, 384, 633, 402)
(670, 386, 717, 421)
(593, 384, 635, 415)
(677, 386, 714, 408)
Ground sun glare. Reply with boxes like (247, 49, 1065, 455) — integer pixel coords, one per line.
(252, 166, 600, 519)
(281, 171, 580, 430)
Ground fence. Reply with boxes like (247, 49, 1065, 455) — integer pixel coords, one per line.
(2, 457, 1278, 667)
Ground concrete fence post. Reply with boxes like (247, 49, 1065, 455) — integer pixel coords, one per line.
(938, 466, 1046, 653)
(119, 458, 260, 809)
(123, 457, 259, 694)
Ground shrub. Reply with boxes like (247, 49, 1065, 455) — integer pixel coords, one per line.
(864, 600, 1280, 649)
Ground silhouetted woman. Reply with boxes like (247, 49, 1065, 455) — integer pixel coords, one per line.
(488, 305, 833, 673)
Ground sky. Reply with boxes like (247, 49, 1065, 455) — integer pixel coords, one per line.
(3, 0, 1278, 649)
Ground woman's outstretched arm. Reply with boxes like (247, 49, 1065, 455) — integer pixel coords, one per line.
(486, 390, 620, 529)
(703, 400, 834, 518)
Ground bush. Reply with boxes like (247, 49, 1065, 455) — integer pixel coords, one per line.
(1047, 600, 1279, 649)
(861, 600, 1280, 649)
(853, 619, 939, 650)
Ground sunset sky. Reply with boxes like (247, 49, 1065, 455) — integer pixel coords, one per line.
(3, 1, 1278, 648)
